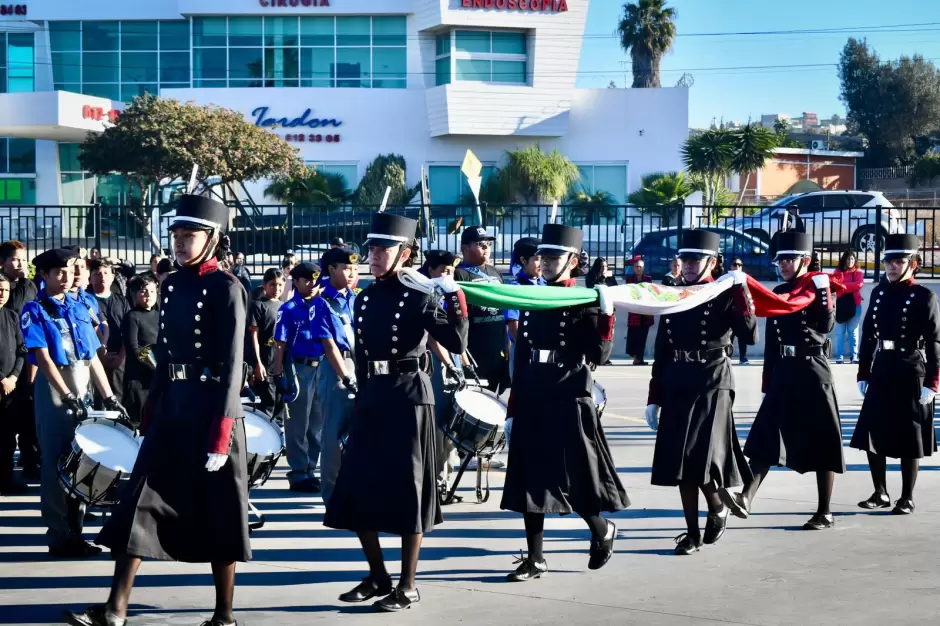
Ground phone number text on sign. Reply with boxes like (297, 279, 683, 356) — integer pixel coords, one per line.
(283, 134, 341, 143)
(0, 4, 28, 15)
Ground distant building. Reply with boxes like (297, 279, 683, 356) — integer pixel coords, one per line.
(730, 147, 864, 200)
(802, 112, 820, 129)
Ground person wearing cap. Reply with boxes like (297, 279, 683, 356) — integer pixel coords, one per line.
(645, 229, 757, 555)
(721, 231, 844, 531)
(850, 233, 940, 516)
(89, 259, 130, 405)
(624, 255, 654, 365)
(68, 251, 108, 350)
(312, 246, 359, 505)
(120, 274, 160, 429)
(69, 195, 251, 626)
(455, 226, 509, 394)
(505, 237, 545, 385)
(246, 268, 287, 424)
(19, 247, 128, 559)
(271, 260, 325, 494)
(325, 212, 468, 612)
(501, 223, 628, 582)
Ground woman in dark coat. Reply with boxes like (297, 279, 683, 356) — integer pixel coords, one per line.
(624, 256, 654, 364)
(120, 274, 159, 429)
(722, 232, 844, 531)
(324, 214, 468, 612)
(852, 234, 940, 515)
(646, 230, 757, 555)
(502, 224, 628, 581)
(584, 257, 618, 365)
(67, 196, 250, 626)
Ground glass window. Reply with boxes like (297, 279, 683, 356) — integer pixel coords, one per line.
(229, 48, 263, 81)
(82, 51, 119, 83)
(300, 17, 334, 46)
(193, 17, 227, 47)
(56, 82, 81, 93)
(160, 21, 190, 51)
(83, 21, 119, 51)
(121, 51, 158, 83)
(0, 67, 6, 93)
(122, 83, 157, 101)
(435, 57, 451, 86)
(194, 48, 227, 80)
(336, 17, 370, 47)
(52, 52, 81, 84)
(265, 47, 299, 86)
(309, 163, 358, 190)
(50, 21, 81, 51)
(265, 17, 299, 47)
(373, 16, 406, 46)
(436, 33, 450, 56)
(335, 47, 370, 87)
(8, 138, 36, 174)
(492, 32, 526, 55)
(456, 59, 490, 82)
(194, 79, 226, 88)
(0, 37, 4, 67)
(229, 17, 263, 47)
(493, 60, 525, 84)
(7, 34, 34, 92)
(160, 51, 190, 83)
(160, 82, 189, 91)
(82, 83, 120, 100)
(429, 166, 461, 204)
(578, 164, 628, 205)
(456, 31, 490, 53)
(121, 21, 157, 51)
(0, 139, 6, 173)
(300, 47, 334, 87)
(372, 47, 405, 88)
(58, 143, 82, 172)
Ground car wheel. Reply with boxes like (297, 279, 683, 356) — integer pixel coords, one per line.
(852, 226, 884, 254)
(743, 228, 771, 245)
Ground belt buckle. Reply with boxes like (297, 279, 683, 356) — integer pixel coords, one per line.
(169, 363, 186, 381)
(882, 340, 895, 350)
(781, 345, 796, 357)
(371, 360, 390, 376)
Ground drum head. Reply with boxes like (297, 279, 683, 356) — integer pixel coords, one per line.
(454, 389, 507, 426)
(592, 382, 607, 406)
(244, 409, 284, 456)
(74, 422, 140, 473)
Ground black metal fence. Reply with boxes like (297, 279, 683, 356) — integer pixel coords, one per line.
(1, 202, 938, 281)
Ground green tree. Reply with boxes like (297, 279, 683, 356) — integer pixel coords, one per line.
(732, 122, 778, 204)
(500, 145, 582, 204)
(568, 189, 618, 222)
(353, 154, 418, 206)
(617, 0, 678, 88)
(772, 118, 801, 148)
(839, 38, 940, 166)
(264, 170, 349, 206)
(908, 154, 940, 187)
(681, 129, 734, 206)
(627, 171, 693, 226)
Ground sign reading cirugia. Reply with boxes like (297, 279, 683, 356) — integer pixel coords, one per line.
(251, 107, 343, 130)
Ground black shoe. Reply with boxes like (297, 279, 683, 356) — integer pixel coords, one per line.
(0, 479, 29, 495)
(703, 507, 729, 545)
(802, 513, 835, 530)
(892, 498, 915, 515)
(374, 588, 420, 612)
(858, 492, 891, 510)
(718, 489, 750, 520)
(50, 539, 103, 559)
(506, 553, 548, 582)
(339, 575, 394, 603)
(674, 532, 703, 556)
(63, 605, 126, 626)
(198, 620, 237, 626)
(288, 477, 321, 493)
(588, 520, 616, 570)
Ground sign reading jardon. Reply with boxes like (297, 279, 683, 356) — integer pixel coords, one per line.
(461, 0, 569, 12)
(251, 107, 343, 145)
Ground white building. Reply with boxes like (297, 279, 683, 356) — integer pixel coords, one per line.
(0, 0, 688, 241)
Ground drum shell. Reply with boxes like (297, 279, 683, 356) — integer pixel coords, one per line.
(592, 382, 607, 419)
(57, 418, 139, 507)
(243, 409, 285, 490)
(444, 390, 506, 457)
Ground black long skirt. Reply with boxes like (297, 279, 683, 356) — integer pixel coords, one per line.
(851, 351, 937, 459)
(745, 356, 845, 474)
(652, 359, 751, 488)
(501, 363, 629, 516)
(97, 380, 252, 562)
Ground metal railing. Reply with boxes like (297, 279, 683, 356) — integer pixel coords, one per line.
(2, 202, 939, 282)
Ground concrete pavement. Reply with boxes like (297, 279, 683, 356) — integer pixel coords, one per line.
(1, 361, 938, 625)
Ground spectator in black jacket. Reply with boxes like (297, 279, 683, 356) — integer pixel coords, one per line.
(0, 274, 27, 494)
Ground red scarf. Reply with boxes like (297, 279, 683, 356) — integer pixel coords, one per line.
(197, 258, 219, 277)
(746, 272, 846, 317)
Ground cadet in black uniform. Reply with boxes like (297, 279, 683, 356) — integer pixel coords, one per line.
(502, 224, 628, 581)
(646, 230, 757, 555)
(247, 268, 286, 423)
(325, 213, 468, 612)
(120, 274, 159, 428)
(852, 234, 940, 515)
(68, 195, 251, 626)
(722, 232, 844, 530)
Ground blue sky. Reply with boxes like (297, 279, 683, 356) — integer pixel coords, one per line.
(577, 0, 940, 128)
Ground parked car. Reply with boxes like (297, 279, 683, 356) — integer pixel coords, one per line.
(722, 190, 903, 253)
(629, 227, 776, 280)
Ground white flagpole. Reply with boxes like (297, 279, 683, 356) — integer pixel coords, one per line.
(378, 186, 392, 213)
(187, 164, 199, 194)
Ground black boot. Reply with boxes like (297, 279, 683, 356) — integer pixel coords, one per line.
(507, 554, 548, 582)
(802, 513, 835, 530)
(63, 605, 126, 626)
(674, 532, 703, 556)
(374, 588, 420, 612)
(588, 520, 616, 570)
(703, 507, 729, 544)
(718, 489, 750, 520)
(892, 498, 915, 515)
(857, 492, 891, 510)
(338, 575, 393, 603)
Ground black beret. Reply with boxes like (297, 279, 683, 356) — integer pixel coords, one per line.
(321, 247, 360, 268)
(425, 250, 459, 268)
(33, 248, 78, 272)
(330, 236, 346, 246)
(290, 261, 321, 281)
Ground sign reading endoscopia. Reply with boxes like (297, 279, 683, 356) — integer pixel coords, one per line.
(460, 0, 569, 12)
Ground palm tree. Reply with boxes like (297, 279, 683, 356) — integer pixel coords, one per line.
(501, 145, 582, 204)
(732, 122, 778, 204)
(568, 189, 618, 223)
(617, 0, 678, 89)
(627, 171, 693, 226)
(264, 170, 348, 206)
(681, 129, 734, 206)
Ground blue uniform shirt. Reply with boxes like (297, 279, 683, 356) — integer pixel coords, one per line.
(311, 284, 356, 353)
(20, 291, 101, 366)
(71, 288, 101, 323)
(505, 270, 547, 325)
(274, 292, 324, 359)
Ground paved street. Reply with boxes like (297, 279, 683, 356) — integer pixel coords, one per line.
(2, 362, 938, 625)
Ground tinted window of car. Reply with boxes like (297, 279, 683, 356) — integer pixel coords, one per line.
(789, 194, 824, 212)
(823, 194, 855, 209)
(849, 193, 874, 207)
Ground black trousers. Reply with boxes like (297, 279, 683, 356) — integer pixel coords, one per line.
(252, 376, 285, 424)
(737, 335, 748, 360)
(11, 379, 39, 469)
(0, 394, 16, 486)
(626, 325, 651, 359)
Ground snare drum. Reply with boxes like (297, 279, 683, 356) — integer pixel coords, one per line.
(443, 388, 507, 457)
(58, 417, 141, 507)
(244, 408, 285, 490)
(593, 381, 608, 419)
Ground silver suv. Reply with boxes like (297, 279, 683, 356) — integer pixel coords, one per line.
(723, 190, 903, 253)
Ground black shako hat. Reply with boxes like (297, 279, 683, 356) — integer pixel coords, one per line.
(537, 224, 582, 256)
(677, 229, 720, 260)
(461, 226, 496, 245)
(169, 194, 230, 233)
(513, 237, 541, 259)
(773, 231, 813, 261)
(321, 247, 360, 267)
(883, 233, 920, 260)
(33, 248, 78, 273)
(364, 213, 417, 248)
(290, 261, 321, 281)
(424, 249, 459, 268)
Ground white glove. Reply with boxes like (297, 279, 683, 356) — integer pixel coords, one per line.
(595, 285, 614, 316)
(432, 275, 460, 294)
(205, 453, 228, 472)
(919, 387, 937, 405)
(812, 274, 830, 289)
(645, 404, 660, 431)
(857, 381, 868, 397)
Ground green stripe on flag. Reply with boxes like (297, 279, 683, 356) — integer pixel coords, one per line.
(459, 282, 598, 311)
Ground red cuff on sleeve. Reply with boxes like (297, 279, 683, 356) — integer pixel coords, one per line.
(597, 313, 614, 341)
(731, 284, 754, 316)
(444, 289, 468, 322)
(208, 416, 235, 455)
(926, 370, 939, 392)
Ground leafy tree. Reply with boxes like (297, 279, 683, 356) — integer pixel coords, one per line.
(838, 38, 940, 166)
(627, 171, 693, 225)
(731, 122, 778, 204)
(500, 145, 582, 204)
(617, 0, 677, 88)
(80, 94, 302, 251)
(681, 129, 734, 206)
(908, 154, 940, 187)
(568, 189, 618, 222)
(264, 170, 349, 206)
(353, 154, 418, 206)
(773, 118, 801, 148)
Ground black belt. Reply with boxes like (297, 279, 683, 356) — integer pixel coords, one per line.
(877, 340, 922, 353)
(779, 344, 825, 358)
(367, 353, 430, 378)
(293, 356, 321, 367)
(529, 349, 584, 366)
(168, 363, 221, 382)
(339, 350, 353, 359)
(672, 347, 729, 363)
